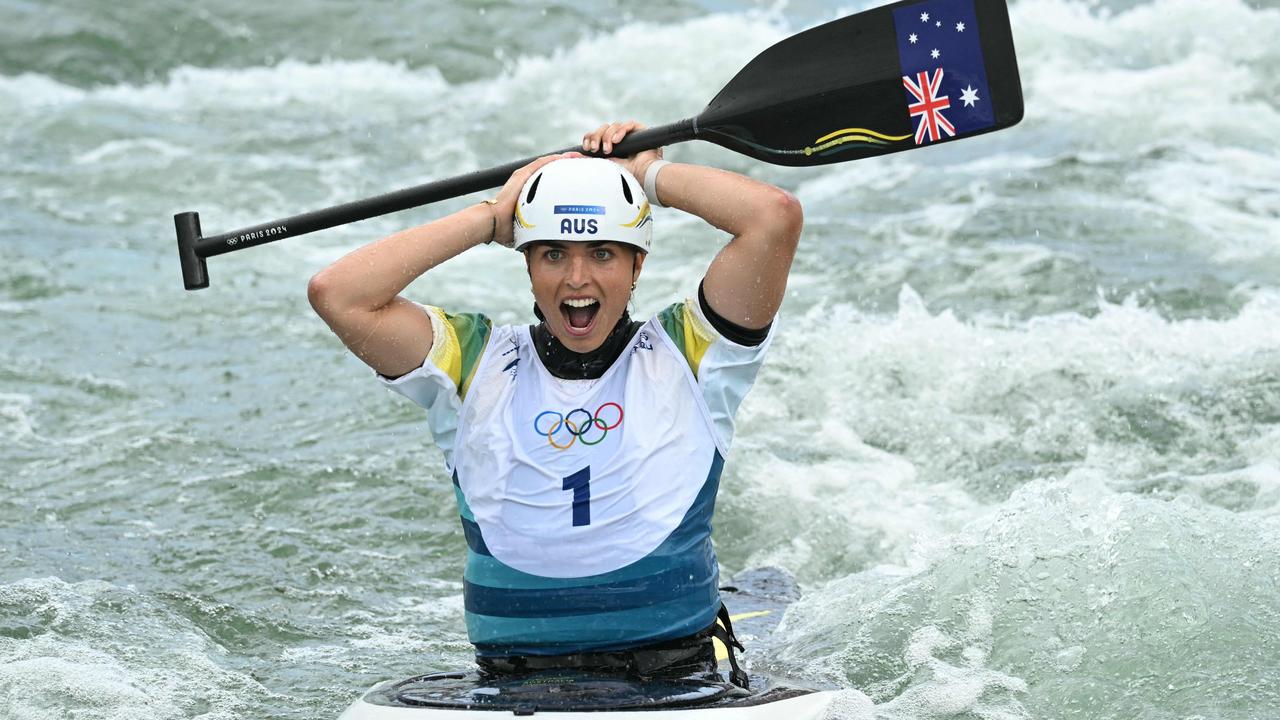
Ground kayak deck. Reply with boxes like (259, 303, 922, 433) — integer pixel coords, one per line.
(338, 683, 837, 719)
(337, 568, 837, 718)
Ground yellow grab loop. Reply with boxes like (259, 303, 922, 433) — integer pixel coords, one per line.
(712, 610, 772, 661)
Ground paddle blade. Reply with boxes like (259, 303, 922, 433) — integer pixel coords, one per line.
(695, 0, 1022, 166)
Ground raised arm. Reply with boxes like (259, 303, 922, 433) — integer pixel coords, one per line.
(307, 153, 571, 377)
(585, 122, 804, 331)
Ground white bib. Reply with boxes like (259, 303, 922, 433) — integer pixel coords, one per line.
(452, 322, 722, 579)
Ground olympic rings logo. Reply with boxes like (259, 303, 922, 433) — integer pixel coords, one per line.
(533, 402, 624, 450)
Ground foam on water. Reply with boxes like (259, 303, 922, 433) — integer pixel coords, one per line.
(0, 0, 713, 89)
(0, 578, 269, 720)
(769, 475, 1280, 719)
(714, 287, 1278, 606)
(0, 12, 784, 238)
(0, 392, 36, 442)
(1009, 0, 1280, 263)
(0, 59, 450, 113)
(730, 285, 1280, 715)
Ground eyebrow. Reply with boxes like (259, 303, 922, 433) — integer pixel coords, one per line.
(539, 241, 612, 249)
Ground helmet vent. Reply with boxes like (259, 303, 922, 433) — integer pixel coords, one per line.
(526, 173, 543, 204)
(620, 174, 634, 204)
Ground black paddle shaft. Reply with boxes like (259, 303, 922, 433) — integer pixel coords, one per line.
(174, 120, 695, 290)
(175, 0, 1021, 290)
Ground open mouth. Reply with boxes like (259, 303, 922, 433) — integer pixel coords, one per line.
(560, 298, 600, 336)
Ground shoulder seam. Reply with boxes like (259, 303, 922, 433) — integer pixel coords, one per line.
(423, 306, 462, 389)
(683, 297, 718, 345)
(459, 323, 493, 400)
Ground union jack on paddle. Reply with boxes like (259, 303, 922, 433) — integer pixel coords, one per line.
(903, 68, 956, 144)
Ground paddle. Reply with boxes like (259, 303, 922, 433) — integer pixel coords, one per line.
(175, 0, 1022, 290)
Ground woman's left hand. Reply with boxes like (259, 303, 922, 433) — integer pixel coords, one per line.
(582, 120, 663, 182)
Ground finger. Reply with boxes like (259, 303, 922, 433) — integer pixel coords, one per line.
(528, 151, 576, 178)
(585, 124, 609, 153)
(503, 154, 557, 196)
(533, 152, 566, 169)
(608, 121, 644, 153)
(507, 151, 576, 196)
(603, 122, 624, 154)
(515, 158, 548, 181)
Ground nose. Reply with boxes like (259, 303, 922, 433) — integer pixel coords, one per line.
(565, 254, 589, 288)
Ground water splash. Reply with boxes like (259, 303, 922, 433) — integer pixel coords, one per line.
(769, 476, 1280, 718)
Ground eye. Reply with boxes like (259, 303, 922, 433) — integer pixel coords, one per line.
(593, 247, 613, 261)
(545, 248, 564, 261)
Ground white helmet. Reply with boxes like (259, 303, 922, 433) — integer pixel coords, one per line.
(512, 157, 652, 253)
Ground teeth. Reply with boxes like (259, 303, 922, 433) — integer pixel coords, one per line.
(563, 298, 598, 308)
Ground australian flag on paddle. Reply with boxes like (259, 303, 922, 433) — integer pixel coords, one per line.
(893, 0, 995, 145)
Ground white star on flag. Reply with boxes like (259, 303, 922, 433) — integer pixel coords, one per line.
(909, 33, 918, 44)
(935, 20, 941, 27)
(931, 48, 940, 59)
(956, 21, 966, 32)
(960, 85, 980, 107)
(920, 11, 929, 21)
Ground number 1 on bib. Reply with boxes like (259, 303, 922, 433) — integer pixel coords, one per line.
(562, 467, 591, 527)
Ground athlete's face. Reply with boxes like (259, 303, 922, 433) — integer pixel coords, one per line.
(524, 241, 645, 353)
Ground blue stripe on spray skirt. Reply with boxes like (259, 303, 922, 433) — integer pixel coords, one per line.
(464, 564, 696, 618)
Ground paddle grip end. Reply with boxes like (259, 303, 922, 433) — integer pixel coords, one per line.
(175, 212, 209, 291)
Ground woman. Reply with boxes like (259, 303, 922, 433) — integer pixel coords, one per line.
(308, 121, 802, 684)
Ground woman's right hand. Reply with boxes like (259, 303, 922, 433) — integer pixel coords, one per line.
(488, 151, 582, 247)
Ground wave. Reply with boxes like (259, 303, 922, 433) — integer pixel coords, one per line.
(0, 0, 678, 88)
(767, 475, 1280, 718)
(727, 286, 1280, 579)
(0, 577, 270, 720)
(0, 12, 787, 232)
